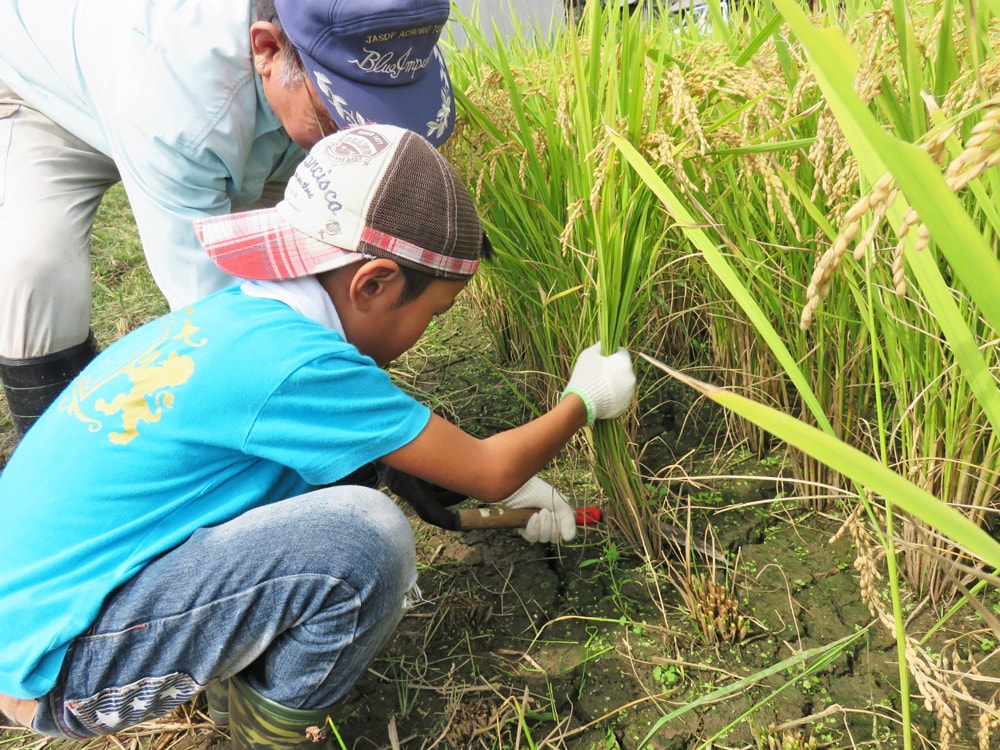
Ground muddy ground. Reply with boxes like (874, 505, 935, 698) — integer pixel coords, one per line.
(2, 300, 997, 750)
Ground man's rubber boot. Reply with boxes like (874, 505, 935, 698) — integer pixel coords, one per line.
(205, 678, 230, 725)
(0, 333, 98, 438)
(228, 676, 335, 749)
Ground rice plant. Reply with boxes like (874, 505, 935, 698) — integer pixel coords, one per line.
(446, 0, 880, 551)
(791, 1, 1000, 604)
(450, 0, 1000, 592)
(446, 3, 690, 554)
(447, 1, 1000, 745)
(606, 1, 1000, 746)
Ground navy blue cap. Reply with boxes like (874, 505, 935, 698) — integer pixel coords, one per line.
(275, 0, 455, 147)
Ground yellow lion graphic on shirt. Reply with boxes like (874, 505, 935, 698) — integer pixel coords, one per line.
(60, 313, 203, 444)
(92, 350, 196, 445)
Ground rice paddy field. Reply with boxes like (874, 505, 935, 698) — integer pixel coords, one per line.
(2, 1, 1000, 748)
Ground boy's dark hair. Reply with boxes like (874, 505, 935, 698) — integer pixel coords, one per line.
(394, 232, 495, 307)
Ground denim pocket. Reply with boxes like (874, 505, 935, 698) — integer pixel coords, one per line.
(74, 621, 146, 642)
(64, 672, 199, 735)
(0, 102, 20, 207)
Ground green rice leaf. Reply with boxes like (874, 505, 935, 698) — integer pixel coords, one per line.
(606, 126, 834, 434)
(641, 353, 1000, 570)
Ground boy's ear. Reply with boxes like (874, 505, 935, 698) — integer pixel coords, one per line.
(349, 259, 402, 310)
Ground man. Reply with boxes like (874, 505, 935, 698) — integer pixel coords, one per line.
(0, 0, 455, 436)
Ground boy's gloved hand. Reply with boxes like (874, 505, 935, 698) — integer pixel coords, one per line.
(502, 476, 576, 544)
(561, 342, 636, 426)
(379, 465, 466, 531)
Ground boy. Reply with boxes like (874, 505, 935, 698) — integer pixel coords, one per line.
(0, 124, 635, 749)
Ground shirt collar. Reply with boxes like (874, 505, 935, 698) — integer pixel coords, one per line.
(240, 277, 345, 338)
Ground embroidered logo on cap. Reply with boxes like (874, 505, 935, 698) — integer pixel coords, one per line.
(325, 128, 392, 164)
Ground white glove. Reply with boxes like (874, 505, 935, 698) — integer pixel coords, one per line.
(561, 342, 636, 425)
(502, 476, 577, 544)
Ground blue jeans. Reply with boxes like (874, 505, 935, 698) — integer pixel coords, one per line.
(31, 486, 417, 739)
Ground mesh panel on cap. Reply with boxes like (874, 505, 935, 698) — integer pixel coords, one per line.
(359, 131, 482, 278)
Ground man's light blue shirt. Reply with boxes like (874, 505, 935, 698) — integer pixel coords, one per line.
(0, 0, 305, 307)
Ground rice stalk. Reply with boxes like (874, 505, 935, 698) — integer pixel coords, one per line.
(801, 96, 1000, 600)
(447, 2, 699, 555)
(452, 0, 999, 616)
(732, 2, 1000, 745)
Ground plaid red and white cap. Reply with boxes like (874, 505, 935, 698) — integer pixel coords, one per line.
(195, 124, 482, 280)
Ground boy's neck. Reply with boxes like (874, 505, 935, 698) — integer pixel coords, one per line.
(242, 277, 346, 336)
(315, 266, 357, 326)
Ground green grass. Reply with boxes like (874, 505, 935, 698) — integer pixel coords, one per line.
(88, 184, 169, 344)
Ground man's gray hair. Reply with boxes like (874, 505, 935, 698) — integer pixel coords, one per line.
(253, 0, 307, 89)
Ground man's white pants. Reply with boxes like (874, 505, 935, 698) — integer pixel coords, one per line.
(0, 80, 120, 359)
(0, 80, 286, 360)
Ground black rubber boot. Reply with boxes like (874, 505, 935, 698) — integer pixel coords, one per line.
(0, 333, 98, 437)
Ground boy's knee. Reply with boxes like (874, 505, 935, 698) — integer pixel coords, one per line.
(311, 485, 409, 535)
(362, 487, 412, 541)
(347, 487, 415, 574)
(306, 486, 416, 583)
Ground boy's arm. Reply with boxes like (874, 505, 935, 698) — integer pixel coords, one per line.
(381, 397, 586, 502)
(381, 343, 635, 502)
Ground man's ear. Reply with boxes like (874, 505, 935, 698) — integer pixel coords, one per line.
(249, 22, 283, 76)
(349, 259, 403, 311)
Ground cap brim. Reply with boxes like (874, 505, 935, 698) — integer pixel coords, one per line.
(195, 208, 365, 281)
(302, 47, 455, 148)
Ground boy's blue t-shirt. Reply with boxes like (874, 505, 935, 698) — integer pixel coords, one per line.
(0, 286, 431, 698)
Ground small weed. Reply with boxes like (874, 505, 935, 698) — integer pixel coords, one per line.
(652, 663, 682, 688)
(578, 541, 621, 571)
(765, 728, 819, 750)
(690, 489, 726, 507)
(322, 717, 349, 750)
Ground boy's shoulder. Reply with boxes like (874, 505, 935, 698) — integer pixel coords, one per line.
(105, 285, 355, 374)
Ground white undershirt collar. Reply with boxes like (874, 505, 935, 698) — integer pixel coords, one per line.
(240, 277, 346, 338)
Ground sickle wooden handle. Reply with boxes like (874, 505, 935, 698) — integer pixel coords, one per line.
(455, 506, 602, 530)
